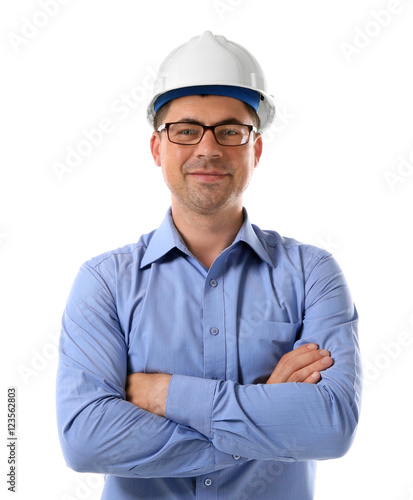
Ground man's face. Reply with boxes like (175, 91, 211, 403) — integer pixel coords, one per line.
(150, 95, 263, 216)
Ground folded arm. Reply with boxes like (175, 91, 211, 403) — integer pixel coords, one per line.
(56, 264, 245, 478)
(126, 342, 334, 416)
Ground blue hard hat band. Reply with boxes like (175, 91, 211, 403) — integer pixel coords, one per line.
(154, 85, 260, 113)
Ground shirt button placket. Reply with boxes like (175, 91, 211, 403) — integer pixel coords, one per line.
(196, 474, 218, 499)
(203, 271, 226, 381)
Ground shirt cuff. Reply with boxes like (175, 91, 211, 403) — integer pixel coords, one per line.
(165, 374, 218, 439)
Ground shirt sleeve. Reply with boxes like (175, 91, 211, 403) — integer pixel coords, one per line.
(165, 251, 362, 462)
(56, 263, 246, 478)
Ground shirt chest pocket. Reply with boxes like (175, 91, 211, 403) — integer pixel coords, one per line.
(235, 318, 301, 384)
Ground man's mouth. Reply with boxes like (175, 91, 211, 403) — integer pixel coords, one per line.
(188, 171, 229, 182)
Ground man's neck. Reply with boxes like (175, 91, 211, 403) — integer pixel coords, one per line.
(171, 203, 244, 269)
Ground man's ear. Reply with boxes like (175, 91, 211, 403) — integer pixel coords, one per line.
(254, 134, 263, 168)
(150, 132, 162, 166)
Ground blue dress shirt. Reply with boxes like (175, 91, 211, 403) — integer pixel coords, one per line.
(56, 208, 362, 499)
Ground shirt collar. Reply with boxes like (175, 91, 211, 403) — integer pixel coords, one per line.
(234, 209, 275, 268)
(140, 209, 188, 268)
(140, 208, 274, 269)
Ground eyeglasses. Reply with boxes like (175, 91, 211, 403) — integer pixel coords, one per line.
(157, 122, 258, 146)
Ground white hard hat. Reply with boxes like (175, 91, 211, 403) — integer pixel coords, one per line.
(147, 31, 275, 133)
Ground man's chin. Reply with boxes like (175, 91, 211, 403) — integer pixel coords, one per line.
(184, 197, 237, 216)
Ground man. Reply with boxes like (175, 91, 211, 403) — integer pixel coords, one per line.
(57, 32, 361, 499)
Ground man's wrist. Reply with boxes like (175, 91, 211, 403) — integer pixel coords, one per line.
(150, 373, 171, 417)
(126, 373, 171, 417)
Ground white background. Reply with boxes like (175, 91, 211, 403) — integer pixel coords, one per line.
(1, 1, 412, 498)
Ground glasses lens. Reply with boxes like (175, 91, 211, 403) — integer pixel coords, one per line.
(168, 123, 203, 144)
(215, 124, 250, 145)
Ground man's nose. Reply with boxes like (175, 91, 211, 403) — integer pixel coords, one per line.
(194, 129, 223, 157)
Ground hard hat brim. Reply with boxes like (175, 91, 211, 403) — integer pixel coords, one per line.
(147, 86, 275, 133)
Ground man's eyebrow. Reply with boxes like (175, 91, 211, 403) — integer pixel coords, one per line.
(175, 118, 246, 126)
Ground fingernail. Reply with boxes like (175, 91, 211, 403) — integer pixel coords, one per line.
(319, 349, 329, 356)
(307, 343, 318, 350)
(321, 356, 332, 365)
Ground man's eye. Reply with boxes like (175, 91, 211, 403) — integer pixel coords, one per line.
(179, 129, 198, 135)
(176, 128, 199, 136)
(220, 128, 242, 137)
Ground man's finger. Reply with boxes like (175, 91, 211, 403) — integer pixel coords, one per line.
(266, 344, 333, 384)
(286, 355, 334, 383)
(302, 372, 321, 384)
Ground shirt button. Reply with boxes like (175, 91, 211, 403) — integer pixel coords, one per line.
(210, 327, 219, 335)
(209, 279, 218, 287)
(204, 478, 212, 487)
(233, 455, 241, 460)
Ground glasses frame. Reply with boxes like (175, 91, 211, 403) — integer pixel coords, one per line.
(157, 121, 258, 147)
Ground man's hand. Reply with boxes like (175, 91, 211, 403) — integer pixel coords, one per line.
(126, 373, 171, 417)
(266, 343, 333, 384)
